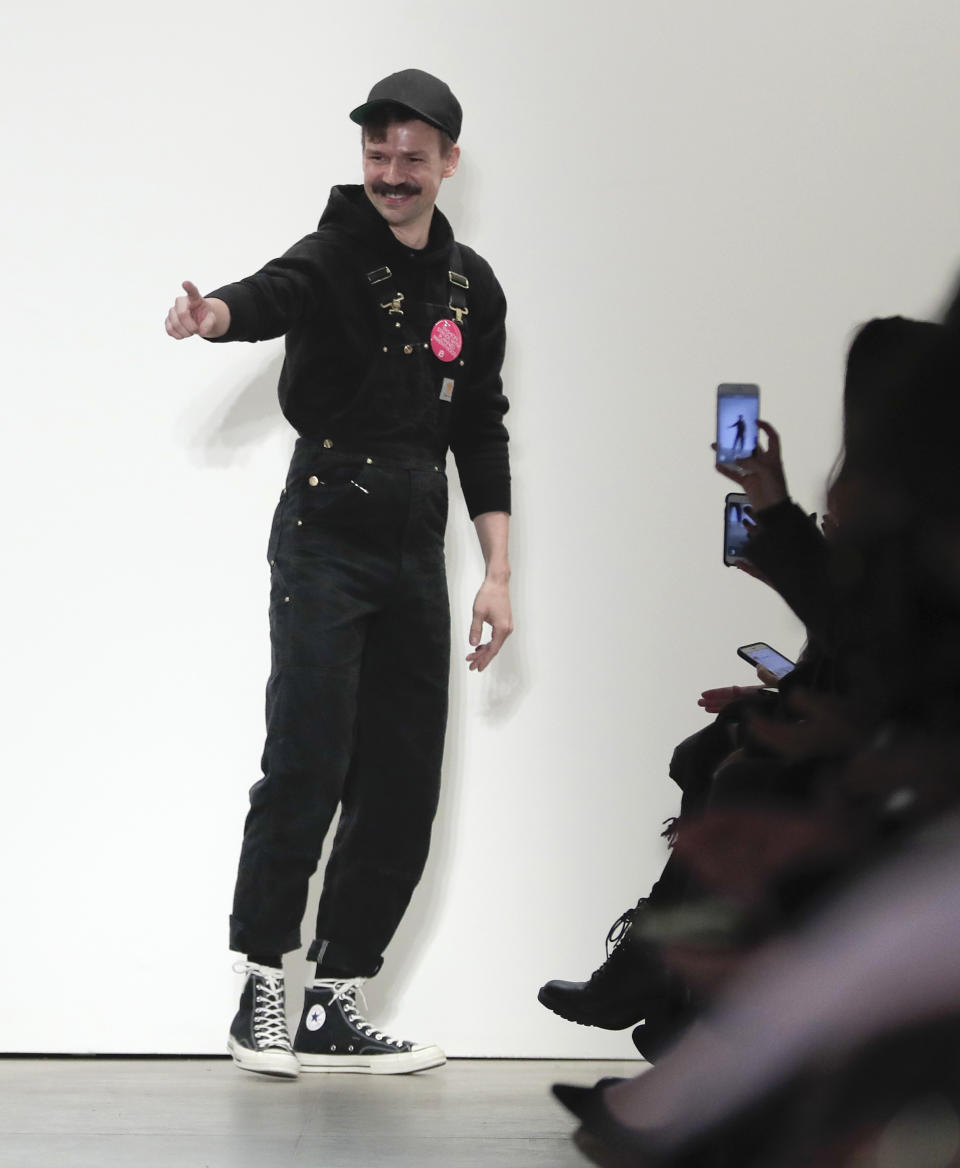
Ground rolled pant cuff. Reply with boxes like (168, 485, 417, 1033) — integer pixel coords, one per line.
(229, 915, 302, 957)
(307, 937, 384, 977)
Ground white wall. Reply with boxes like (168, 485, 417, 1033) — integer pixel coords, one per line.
(2, 0, 959, 1056)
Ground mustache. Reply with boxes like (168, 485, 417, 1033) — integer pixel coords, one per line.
(372, 181, 422, 198)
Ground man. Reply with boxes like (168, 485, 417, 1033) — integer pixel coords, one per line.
(165, 69, 512, 1078)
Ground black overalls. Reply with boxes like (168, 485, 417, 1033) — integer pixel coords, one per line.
(228, 249, 473, 977)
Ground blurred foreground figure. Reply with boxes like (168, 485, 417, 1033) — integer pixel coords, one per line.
(557, 810, 960, 1166)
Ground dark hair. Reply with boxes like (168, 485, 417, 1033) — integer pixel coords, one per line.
(839, 318, 960, 519)
(825, 315, 960, 726)
(360, 103, 455, 158)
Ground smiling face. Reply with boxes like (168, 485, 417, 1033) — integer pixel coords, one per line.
(362, 119, 460, 249)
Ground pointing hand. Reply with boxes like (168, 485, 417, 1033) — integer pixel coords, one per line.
(165, 280, 219, 339)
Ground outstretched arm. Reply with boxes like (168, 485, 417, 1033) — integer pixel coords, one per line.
(466, 511, 513, 672)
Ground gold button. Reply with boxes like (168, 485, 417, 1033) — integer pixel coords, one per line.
(323, 438, 333, 449)
(365, 457, 373, 465)
(404, 345, 413, 355)
(269, 559, 275, 567)
(382, 346, 388, 353)
(395, 321, 401, 328)
(308, 475, 319, 486)
(459, 359, 465, 366)
(423, 343, 429, 349)
(283, 596, 291, 603)
(296, 519, 303, 526)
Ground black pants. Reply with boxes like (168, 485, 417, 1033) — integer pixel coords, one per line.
(229, 439, 451, 974)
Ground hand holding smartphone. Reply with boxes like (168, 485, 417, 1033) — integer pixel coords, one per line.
(737, 641, 795, 680)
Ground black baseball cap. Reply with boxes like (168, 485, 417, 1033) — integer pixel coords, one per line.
(349, 69, 462, 143)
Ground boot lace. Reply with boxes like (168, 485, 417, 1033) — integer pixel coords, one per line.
(322, 978, 407, 1049)
(605, 906, 637, 958)
(233, 961, 293, 1051)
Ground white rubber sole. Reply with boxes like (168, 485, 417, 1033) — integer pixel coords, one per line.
(296, 1044, 446, 1075)
(227, 1036, 300, 1079)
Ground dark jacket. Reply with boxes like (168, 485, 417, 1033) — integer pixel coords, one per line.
(206, 184, 510, 518)
(746, 501, 836, 655)
(744, 499, 844, 700)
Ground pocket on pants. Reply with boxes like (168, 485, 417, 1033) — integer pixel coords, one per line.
(298, 463, 372, 526)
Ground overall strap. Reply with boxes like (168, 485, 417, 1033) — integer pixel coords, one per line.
(447, 243, 469, 327)
(364, 263, 414, 348)
(365, 264, 405, 317)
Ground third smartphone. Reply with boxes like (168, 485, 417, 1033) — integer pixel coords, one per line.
(737, 641, 796, 680)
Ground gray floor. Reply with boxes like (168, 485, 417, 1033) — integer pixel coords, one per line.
(0, 1057, 644, 1167)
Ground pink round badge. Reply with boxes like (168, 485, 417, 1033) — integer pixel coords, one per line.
(430, 318, 463, 362)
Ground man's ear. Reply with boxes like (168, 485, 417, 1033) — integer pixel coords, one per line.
(442, 143, 461, 180)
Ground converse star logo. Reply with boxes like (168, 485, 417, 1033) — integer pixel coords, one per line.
(305, 1005, 326, 1032)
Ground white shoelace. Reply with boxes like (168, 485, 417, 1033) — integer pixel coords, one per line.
(233, 961, 293, 1051)
(320, 978, 407, 1049)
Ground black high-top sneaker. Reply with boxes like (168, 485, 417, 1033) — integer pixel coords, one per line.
(538, 901, 674, 1030)
(294, 978, 446, 1074)
(227, 962, 299, 1078)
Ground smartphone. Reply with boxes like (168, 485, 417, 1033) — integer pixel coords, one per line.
(723, 492, 755, 565)
(737, 641, 796, 680)
(716, 383, 759, 466)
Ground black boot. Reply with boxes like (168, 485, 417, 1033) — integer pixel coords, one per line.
(538, 901, 675, 1030)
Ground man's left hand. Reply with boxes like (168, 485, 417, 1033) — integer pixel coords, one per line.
(466, 580, 513, 671)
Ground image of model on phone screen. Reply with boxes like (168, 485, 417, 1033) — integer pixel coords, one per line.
(723, 492, 756, 565)
(716, 383, 759, 465)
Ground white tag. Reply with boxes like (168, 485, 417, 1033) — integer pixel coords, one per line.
(439, 377, 455, 402)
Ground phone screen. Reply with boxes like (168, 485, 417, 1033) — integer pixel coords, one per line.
(738, 642, 795, 679)
(724, 493, 754, 565)
(716, 383, 759, 465)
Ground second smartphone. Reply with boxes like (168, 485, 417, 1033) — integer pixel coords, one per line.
(724, 492, 755, 565)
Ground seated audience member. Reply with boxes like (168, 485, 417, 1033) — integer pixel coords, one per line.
(553, 314, 960, 1165)
(539, 402, 841, 1055)
(541, 314, 960, 1056)
(557, 810, 960, 1168)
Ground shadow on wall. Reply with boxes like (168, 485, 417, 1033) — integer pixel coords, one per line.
(351, 490, 530, 1024)
(184, 353, 290, 466)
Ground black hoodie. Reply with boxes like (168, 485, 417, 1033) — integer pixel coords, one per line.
(206, 184, 510, 517)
